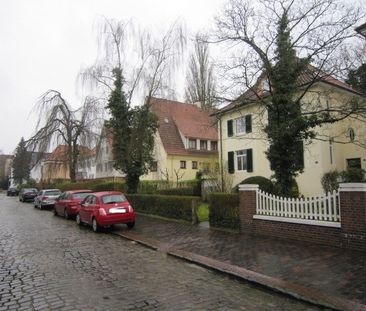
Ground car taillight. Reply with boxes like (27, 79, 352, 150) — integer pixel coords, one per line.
(42, 196, 48, 200)
(99, 208, 107, 216)
(127, 205, 134, 213)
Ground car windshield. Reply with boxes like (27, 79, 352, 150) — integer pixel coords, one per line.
(72, 192, 91, 200)
(102, 194, 127, 204)
(24, 188, 37, 192)
(45, 190, 61, 196)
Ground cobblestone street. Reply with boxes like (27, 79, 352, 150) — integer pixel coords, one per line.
(0, 194, 323, 311)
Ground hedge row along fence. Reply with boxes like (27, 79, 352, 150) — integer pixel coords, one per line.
(41, 180, 200, 196)
(126, 194, 200, 223)
(209, 193, 240, 231)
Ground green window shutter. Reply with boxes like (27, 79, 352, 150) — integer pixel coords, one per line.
(245, 115, 252, 133)
(228, 151, 235, 174)
(227, 120, 233, 137)
(246, 149, 253, 172)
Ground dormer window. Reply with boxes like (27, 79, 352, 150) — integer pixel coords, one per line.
(200, 140, 208, 150)
(188, 139, 197, 149)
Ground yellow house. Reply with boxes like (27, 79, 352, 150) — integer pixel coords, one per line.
(214, 69, 366, 196)
(142, 97, 219, 182)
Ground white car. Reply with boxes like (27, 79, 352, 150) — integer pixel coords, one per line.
(34, 189, 61, 210)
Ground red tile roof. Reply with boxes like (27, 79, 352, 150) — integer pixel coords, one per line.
(149, 97, 218, 156)
(47, 145, 95, 162)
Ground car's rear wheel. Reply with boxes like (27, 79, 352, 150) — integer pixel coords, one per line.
(92, 218, 99, 232)
(64, 209, 69, 220)
(127, 222, 135, 229)
(76, 214, 81, 226)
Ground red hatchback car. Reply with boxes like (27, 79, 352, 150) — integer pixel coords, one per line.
(54, 190, 93, 219)
(76, 191, 135, 232)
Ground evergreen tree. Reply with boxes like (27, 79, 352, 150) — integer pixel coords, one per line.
(12, 138, 31, 184)
(107, 68, 158, 193)
(263, 13, 311, 196)
(346, 64, 366, 94)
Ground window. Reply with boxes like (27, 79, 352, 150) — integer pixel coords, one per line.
(200, 140, 208, 150)
(347, 158, 361, 169)
(348, 128, 355, 142)
(192, 161, 198, 169)
(231, 115, 252, 135)
(180, 161, 186, 169)
(211, 141, 218, 151)
(236, 117, 246, 134)
(236, 150, 247, 171)
(228, 149, 253, 173)
(188, 139, 197, 149)
(150, 161, 158, 172)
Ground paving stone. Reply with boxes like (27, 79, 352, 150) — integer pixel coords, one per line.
(0, 194, 321, 310)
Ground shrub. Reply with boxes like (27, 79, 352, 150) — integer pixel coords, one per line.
(126, 194, 199, 222)
(209, 193, 240, 230)
(93, 181, 127, 192)
(237, 176, 274, 193)
(321, 171, 339, 193)
(340, 167, 366, 182)
(156, 187, 197, 196)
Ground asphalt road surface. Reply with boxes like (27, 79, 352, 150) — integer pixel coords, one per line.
(0, 194, 323, 311)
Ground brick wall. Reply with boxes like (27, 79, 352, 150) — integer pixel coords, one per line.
(339, 184, 366, 251)
(239, 183, 366, 251)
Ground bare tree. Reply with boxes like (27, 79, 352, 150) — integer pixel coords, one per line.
(27, 90, 102, 182)
(214, 0, 366, 195)
(80, 17, 186, 192)
(80, 17, 185, 107)
(184, 34, 218, 108)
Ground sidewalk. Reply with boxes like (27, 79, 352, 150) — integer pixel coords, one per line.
(112, 215, 366, 311)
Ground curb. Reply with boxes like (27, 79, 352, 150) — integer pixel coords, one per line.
(112, 230, 366, 311)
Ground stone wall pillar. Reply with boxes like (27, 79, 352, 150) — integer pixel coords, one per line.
(238, 184, 259, 232)
(339, 183, 366, 251)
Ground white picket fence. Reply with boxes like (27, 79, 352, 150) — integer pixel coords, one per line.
(254, 189, 340, 226)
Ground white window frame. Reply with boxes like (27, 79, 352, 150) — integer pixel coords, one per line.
(236, 150, 247, 171)
(235, 117, 246, 135)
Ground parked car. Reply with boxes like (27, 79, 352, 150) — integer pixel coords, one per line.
(19, 188, 38, 202)
(76, 191, 135, 232)
(54, 190, 92, 219)
(34, 189, 61, 210)
(7, 187, 18, 196)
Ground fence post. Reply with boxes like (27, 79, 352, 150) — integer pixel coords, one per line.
(339, 183, 366, 251)
(239, 184, 259, 233)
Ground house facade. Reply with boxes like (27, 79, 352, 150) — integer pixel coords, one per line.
(95, 126, 124, 179)
(143, 97, 219, 182)
(95, 98, 219, 182)
(215, 72, 366, 196)
(41, 145, 95, 182)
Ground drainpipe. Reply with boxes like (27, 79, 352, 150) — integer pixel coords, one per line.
(216, 114, 224, 192)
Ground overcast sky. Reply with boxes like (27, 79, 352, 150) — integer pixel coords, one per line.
(0, 0, 226, 154)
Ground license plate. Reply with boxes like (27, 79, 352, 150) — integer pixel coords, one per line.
(110, 208, 126, 214)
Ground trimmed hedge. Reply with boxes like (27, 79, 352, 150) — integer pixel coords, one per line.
(126, 194, 199, 222)
(209, 193, 240, 230)
(156, 187, 195, 196)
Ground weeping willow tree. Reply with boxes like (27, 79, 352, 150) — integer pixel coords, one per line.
(80, 18, 185, 192)
(27, 91, 102, 182)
